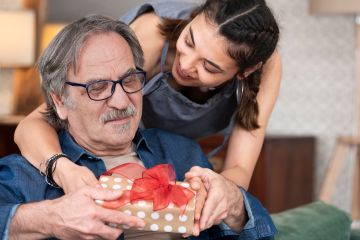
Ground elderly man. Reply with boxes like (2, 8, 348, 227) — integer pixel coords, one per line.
(0, 15, 275, 240)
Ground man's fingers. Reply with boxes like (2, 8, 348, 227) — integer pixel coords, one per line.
(190, 179, 200, 190)
(186, 167, 215, 190)
(199, 195, 212, 230)
(186, 176, 207, 221)
(96, 206, 145, 228)
(84, 186, 123, 201)
(199, 185, 222, 230)
(182, 220, 200, 238)
(194, 183, 207, 221)
(85, 176, 101, 188)
(205, 203, 226, 230)
(93, 224, 124, 240)
(185, 166, 206, 178)
(193, 220, 200, 236)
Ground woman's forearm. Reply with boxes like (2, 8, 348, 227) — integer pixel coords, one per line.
(14, 103, 64, 172)
(221, 126, 265, 190)
(14, 104, 98, 192)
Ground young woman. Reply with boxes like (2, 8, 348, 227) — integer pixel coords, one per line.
(15, 0, 281, 194)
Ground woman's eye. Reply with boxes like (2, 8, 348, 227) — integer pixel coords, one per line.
(204, 68, 216, 74)
(203, 63, 218, 74)
(185, 37, 193, 47)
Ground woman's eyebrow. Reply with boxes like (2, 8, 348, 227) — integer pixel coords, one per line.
(190, 26, 195, 45)
(205, 60, 224, 73)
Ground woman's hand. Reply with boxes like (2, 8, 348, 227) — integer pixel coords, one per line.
(53, 157, 100, 193)
(185, 166, 246, 232)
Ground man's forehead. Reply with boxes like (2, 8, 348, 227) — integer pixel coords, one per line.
(69, 32, 135, 80)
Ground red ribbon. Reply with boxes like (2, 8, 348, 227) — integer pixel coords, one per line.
(101, 163, 195, 213)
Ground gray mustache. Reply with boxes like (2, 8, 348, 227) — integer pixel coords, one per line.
(100, 107, 136, 123)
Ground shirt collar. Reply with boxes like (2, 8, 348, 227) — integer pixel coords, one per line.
(58, 129, 153, 162)
(133, 129, 153, 153)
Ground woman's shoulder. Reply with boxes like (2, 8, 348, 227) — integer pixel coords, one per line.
(130, 12, 164, 76)
(152, 0, 199, 19)
(121, 0, 198, 24)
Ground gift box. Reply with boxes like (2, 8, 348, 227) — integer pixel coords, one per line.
(95, 163, 196, 234)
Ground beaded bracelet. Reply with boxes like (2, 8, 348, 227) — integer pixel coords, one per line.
(43, 153, 69, 188)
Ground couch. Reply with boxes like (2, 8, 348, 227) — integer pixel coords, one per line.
(272, 201, 357, 240)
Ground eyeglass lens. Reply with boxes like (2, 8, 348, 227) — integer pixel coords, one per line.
(88, 72, 145, 100)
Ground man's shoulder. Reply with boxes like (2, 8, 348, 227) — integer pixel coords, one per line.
(0, 153, 53, 205)
(0, 154, 28, 166)
(0, 154, 36, 177)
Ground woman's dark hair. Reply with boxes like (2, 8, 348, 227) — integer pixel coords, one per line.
(158, 0, 279, 130)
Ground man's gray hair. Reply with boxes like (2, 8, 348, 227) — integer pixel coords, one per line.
(39, 14, 144, 129)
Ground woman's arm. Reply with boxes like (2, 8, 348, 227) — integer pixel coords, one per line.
(14, 104, 98, 193)
(14, 104, 61, 171)
(221, 51, 282, 189)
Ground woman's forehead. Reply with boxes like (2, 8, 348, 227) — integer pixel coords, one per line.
(188, 14, 238, 70)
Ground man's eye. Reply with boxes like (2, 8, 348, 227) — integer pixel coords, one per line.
(89, 81, 109, 92)
(122, 75, 137, 86)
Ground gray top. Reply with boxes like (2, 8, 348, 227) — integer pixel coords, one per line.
(121, 1, 240, 143)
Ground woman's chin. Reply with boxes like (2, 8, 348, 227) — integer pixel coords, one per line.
(172, 73, 195, 87)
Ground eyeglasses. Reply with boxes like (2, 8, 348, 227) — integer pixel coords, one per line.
(65, 68, 146, 101)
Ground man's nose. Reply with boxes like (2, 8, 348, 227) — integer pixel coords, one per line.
(107, 83, 131, 108)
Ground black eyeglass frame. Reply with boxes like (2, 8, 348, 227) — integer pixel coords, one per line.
(65, 68, 146, 101)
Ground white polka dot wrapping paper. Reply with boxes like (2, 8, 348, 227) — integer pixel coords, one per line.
(96, 175, 196, 234)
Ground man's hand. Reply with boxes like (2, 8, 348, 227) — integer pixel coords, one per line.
(10, 186, 145, 240)
(184, 176, 207, 237)
(54, 158, 100, 193)
(185, 166, 247, 233)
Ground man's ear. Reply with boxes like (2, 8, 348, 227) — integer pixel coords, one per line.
(237, 62, 263, 79)
(50, 93, 68, 120)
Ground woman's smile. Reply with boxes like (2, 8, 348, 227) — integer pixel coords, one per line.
(175, 61, 194, 81)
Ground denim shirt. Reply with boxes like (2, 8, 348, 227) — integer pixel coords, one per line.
(0, 128, 276, 239)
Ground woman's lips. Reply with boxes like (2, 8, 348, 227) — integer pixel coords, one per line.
(176, 62, 193, 80)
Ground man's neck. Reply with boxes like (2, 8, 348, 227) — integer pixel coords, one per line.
(68, 131, 133, 157)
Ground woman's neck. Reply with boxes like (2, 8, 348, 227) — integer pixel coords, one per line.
(167, 76, 220, 104)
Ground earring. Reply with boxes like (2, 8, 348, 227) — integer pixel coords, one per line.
(236, 81, 244, 103)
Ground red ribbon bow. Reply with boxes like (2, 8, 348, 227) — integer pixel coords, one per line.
(101, 163, 194, 213)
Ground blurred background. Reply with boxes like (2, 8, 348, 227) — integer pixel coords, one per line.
(0, 0, 359, 229)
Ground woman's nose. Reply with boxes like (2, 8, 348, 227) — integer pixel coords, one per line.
(180, 54, 197, 75)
